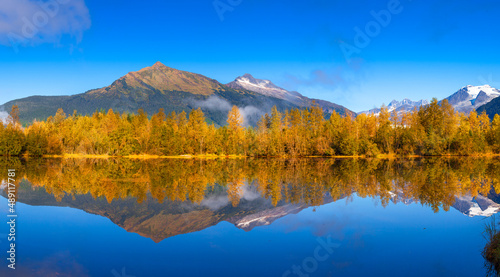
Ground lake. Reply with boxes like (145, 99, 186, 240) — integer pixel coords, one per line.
(1, 157, 499, 277)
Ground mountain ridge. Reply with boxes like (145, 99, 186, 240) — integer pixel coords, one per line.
(0, 62, 353, 126)
(227, 73, 351, 115)
(361, 98, 429, 115)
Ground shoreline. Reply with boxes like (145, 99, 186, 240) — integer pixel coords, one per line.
(15, 153, 500, 159)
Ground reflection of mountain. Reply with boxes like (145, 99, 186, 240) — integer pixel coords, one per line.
(9, 178, 500, 246)
(389, 190, 415, 205)
(6, 182, 325, 243)
(227, 204, 309, 231)
(452, 195, 500, 217)
(390, 189, 500, 217)
(3, 156, 500, 242)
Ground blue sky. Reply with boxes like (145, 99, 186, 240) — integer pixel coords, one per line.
(0, 0, 499, 112)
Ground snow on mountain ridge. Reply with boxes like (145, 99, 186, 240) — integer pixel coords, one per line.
(226, 74, 355, 116)
(462, 85, 499, 98)
(445, 85, 500, 113)
(361, 98, 429, 116)
(228, 73, 301, 100)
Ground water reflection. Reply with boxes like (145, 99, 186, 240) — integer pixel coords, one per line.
(2, 157, 500, 243)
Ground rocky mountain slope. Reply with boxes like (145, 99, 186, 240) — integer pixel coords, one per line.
(477, 96, 500, 119)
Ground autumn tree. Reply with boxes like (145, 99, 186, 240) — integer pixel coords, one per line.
(9, 105, 20, 125)
(488, 114, 500, 153)
(227, 106, 244, 154)
(187, 108, 208, 155)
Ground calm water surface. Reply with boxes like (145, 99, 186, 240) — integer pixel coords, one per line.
(0, 157, 499, 277)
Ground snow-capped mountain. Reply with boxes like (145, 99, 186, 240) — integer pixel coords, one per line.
(226, 74, 354, 115)
(444, 85, 500, 113)
(361, 98, 429, 115)
(227, 73, 303, 101)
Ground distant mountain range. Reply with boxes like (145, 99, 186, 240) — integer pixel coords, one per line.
(0, 62, 353, 126)
(361, 99, 429, 115)
(362, 85, 500, 117)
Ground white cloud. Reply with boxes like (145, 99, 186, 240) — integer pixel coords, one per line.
(192, 95, 264, 126)
(0, 111, 10, 123)
(193, 95, 232, 112)
(0, 0, 91, 50)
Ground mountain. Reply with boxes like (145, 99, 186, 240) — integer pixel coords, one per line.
(361, 98, 429, 115)
(1, 62, 351, 126)
(227, 73, 353, 115)
(477, 96, 500, 118)
(444, 85, 500, 113)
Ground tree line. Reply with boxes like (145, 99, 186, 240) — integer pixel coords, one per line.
(1, 98, 500, 157)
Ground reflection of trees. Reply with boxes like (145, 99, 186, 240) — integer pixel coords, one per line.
(1, 157, 500, 212)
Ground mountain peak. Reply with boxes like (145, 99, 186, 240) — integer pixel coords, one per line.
(152, 61, 167, 69)
(89, 63, 221, 96)
(139, 61, 173, 73)
(445, 85, 500, 113)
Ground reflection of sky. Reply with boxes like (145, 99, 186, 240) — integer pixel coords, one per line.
(0, 194, 488, 277)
